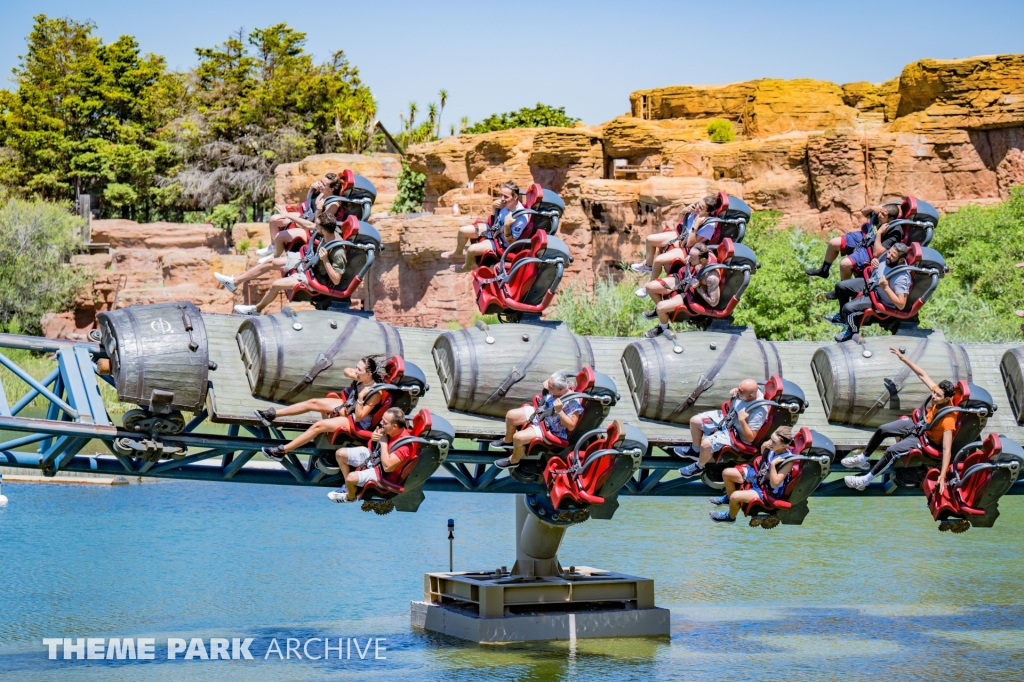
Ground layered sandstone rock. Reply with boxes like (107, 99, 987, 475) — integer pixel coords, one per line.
(890, 55, 1024, 131)
(628, 78, 857, 138)
(274, 153, 402, 213)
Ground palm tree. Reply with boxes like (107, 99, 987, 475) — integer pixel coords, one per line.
(450, 124, 455, 136)
(437, 89, 448, 137)
(459, 116, 469, 133)
(427, 103, 438, 142)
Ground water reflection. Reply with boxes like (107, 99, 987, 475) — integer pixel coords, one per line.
(0, 481, 1022, 680)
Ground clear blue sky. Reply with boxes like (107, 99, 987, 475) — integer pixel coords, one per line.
(1, 0, 1022, 133)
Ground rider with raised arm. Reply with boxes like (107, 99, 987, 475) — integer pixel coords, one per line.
(828, 242, 910, 342)
(641, 243, 720, 338)
(231, 212, 348, 316)
(257, 173, 345, 259)
(843, 347, 957, 492)
(442, 181, 529, 273)
(708, 426, 796, 522)
(676, 378, 769, 479)
(326, 408, 415, 504)
(258, 355, 387, 461)
(805, 203, 901, 280)
(631, 195, 719, 298)
(489, 371, 584, 470)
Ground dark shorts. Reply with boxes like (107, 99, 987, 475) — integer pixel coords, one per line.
(740, 465, 767, 501)
(841, 232, 867, 254)
(847, 246, 873, 271)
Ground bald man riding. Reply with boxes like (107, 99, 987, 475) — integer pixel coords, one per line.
(675, 378, 770, 479)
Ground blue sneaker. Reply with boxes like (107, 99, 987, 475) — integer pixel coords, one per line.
(709, 510, 736, 522)
(824, 313, 843, 325)
(708, 494, 729, 506)
(678, 462, 704, 478)
(834, 326, 854, 343)
(672, 445, 699, 459)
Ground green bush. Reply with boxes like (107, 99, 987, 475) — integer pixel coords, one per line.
(731, 212, 835, 340)
(391, 163, 426, 214)
(550, 274, 654, 337)
(0, 194, 87, 334)
(707, 118, 736, 143)
(919, 187, 1024, 341)
(463, 103, 579, 135)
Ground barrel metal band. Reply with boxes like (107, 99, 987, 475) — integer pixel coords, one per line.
(279, 316, 361, 403)
(478, 327, 553, 410)
(858, 338, 929, 425)
(670, 334, 740, 417)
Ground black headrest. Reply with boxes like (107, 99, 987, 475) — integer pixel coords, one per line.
(727, 243, 758, 271)
(345, 174, 377, 203)
(355, 221, 382, 248)
(723, 195, 751, 222)
(586, 369, 619, 404)
(964, 383, 995, 414)
(912, 199, 939, 226)
(398, 361, 428, 392)
(536, 189, 565, 217)
(540, 234, 571, 262)
(916, 246, 946, 275)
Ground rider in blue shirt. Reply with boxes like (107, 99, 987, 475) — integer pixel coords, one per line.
(442, 181, 530, 272)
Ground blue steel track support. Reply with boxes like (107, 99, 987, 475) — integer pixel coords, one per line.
(0, 332, 1020, 499)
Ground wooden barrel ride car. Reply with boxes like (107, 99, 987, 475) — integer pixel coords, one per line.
(431, 322, 595, 418)
(620, 332, 784, 424)
(236, 310, 403, 404)
(97, 301, 210, 418)
(810, 336, 972, 427)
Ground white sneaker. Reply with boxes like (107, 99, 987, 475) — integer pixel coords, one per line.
(255, 245, 273, 257)
(844, 474, 873, 490)
(327, 488, 351, 503)
(630, 262, 653, 274)
(841, 452, 871, 470)
(233, 304, 258, 316)
(214, 272, 237, 292)
(634, 286, 649, 299)
(257, 255, 273, 264)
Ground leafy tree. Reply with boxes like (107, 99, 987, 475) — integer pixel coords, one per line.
(0, 193, 87, 334)
(390, 163, 425, 214)
(463, 103, 579, 134)
(0, 15, 184, 219)
(166, 23, 376, 222)
(707, 118, 735, 143)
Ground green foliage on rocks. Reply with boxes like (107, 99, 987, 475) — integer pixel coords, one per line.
(390, 163, 426, 214)
(463, 103, 579, 135)
(0, 193, 87, 334)
(706, 118, 736, 143)
(919, 186, 1024, 341)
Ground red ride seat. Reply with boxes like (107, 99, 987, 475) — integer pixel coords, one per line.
(327, 356, 406, 445)
(739, 426, 815, 516)
(357, 410, 433, 499)
(712, 376, 800, 463)
(544, 420, 626, 508)
(473, 230, 564, 317)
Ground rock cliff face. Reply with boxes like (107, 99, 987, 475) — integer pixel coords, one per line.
(274, 153, 401, 210)
(408, 53, 1024, 286)
(44, 54, 1024, 337)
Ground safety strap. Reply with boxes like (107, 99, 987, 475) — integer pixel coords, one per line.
(478, 327, 553, 410)
(278, 315, 361, 402)
(670, 334, 739, 416)
(857, 338, 929, 425)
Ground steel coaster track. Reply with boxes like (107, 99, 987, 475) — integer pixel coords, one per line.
(0, 333, 1017, 499)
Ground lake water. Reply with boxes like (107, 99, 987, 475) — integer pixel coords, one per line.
(1, 479, 1023, 680)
